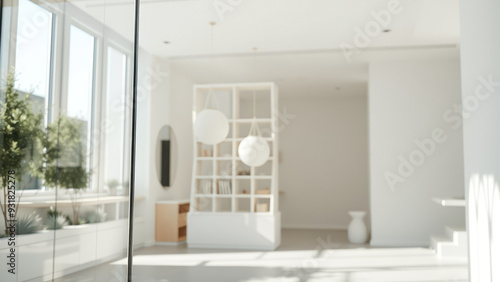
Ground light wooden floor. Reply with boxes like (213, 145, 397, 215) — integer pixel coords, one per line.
(56, 229, 468, 282)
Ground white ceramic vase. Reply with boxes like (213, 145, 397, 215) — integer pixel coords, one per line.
(348, 211, 368, 244)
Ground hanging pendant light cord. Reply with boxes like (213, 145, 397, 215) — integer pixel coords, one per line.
(253, 47, 258, 120)
(253, 90, 256, 119)
(249, 47, 260, 136)
(205, 22, 218, 110)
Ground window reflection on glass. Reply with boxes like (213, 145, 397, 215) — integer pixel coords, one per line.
(67, 25, 95, 187)
(14, 0, 53, 190)
(15, 0, 53, 98)
(104, 47, 127, 191)
(67, 25, 95, 121)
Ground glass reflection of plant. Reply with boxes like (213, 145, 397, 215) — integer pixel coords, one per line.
(41, 115, 89, 225)
(106, 179, 120, 195)
(0, 70, 43, 234)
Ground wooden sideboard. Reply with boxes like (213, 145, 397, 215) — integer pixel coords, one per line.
(155, 199, 190, 243)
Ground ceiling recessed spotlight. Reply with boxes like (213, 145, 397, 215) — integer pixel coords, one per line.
(383, 29, 391, 33)
(163, 41, 170, 44)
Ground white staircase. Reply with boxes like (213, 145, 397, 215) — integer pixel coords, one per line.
(431, 226, 467, 257)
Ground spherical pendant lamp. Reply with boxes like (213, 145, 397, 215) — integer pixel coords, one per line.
(194, 89, 229, 145)
(238, 88, 270, 167)
(194, 108, 229, 145)
(238, 134, 270, 167)
(193, 22, 229, 145)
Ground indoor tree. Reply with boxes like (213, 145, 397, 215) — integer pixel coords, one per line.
(0, 70, 43, 234)
(41, 115, 89, 225)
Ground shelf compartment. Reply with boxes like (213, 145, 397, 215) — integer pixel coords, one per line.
(194, 89, 233, 119)
(234, 178, 251, 195)
(178, 213, 187, 228)
(255, 179, 272, 195)
(236, 122, 273, 139)
(193, 196, 213, 212)
(196, 179, 213, 195)
(197, 143, 214, 157)
(215, 198, 232, 212)
(254, 198, 271, 213)
(215, 140, 233, 157)
(178, 226, 187, 241)
(254, 160, 272, 176)
(235, 198, 251, 213)
(237, 89, 271, 119)
(234, 160, 251, 176)
(216, 160, 233, 176)
(195, 160, 213, 176)
(216, 179, 232, 195)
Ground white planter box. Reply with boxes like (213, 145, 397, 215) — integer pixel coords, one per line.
(0, 218, 144, 281)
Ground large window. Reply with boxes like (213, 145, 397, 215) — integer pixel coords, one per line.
(15, 0, 53, 98)
(8, 0, 131, 192)
(14, 0, 54, 190)
(103, 47, 128, 188)
(67, 25, 95, 120)
(66, 25, 96, 186)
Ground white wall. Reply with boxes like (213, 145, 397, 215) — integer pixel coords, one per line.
(277, 96, 370, 230)
(369, 58, 465, 247)
(135, 60, 195, 245)
(459, 0, 500, 280)
(164, 63, 371, 231)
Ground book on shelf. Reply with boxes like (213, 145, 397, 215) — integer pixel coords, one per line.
(200, 179, 211, 194)
(218, 180, 231, 195)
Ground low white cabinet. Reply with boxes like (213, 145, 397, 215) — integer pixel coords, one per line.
(0, 218, 144, 281)
(187, 212, 281, 250)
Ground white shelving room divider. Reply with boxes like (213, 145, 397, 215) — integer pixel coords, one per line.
(187, 82, 281, 250)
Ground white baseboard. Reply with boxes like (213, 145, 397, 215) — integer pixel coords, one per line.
(370, 239, 430, 248)
(143, 240, 156, 247)
(155, 240, 186, 246)
(282, 224, 347, 230)
(188, 243, 277, 251)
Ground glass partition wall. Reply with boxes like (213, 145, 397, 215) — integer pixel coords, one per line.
(0, 0, 137, 280)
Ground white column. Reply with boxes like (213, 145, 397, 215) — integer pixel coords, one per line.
(460, 0, 500, 281)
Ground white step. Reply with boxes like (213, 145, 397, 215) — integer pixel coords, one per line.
(431, 226, 468, 257)
(446, 226, 467, 244)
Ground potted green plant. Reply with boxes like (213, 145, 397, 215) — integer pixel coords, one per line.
(106, 179, 120, 195)
(40, 115, 89, 225)
(45, 207, 69, 230)
(0, 70, 43, 234)
(16, 211, 43, 234)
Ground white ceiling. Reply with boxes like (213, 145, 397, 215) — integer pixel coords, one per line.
(170, 47, 460, 97)
(72, 0, 461, 96)
(139, 0, 460, 58)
